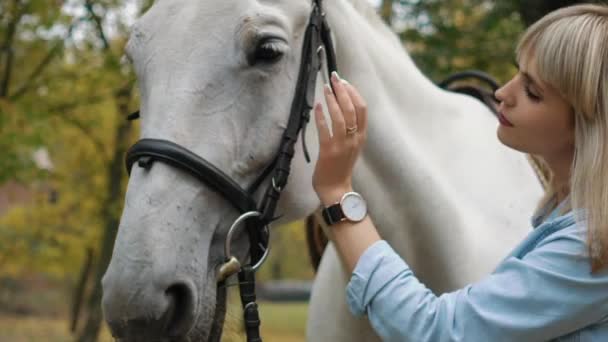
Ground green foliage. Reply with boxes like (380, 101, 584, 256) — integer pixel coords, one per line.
(395, 0, 524, 83)
(0, 1, 70, 183)
(257, 221, 315, 281)
(0, 0, 138, 280)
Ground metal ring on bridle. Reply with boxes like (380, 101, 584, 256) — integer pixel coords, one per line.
(317, 46, 330, 85)
(271, 177, 282, 192)
(250, 240, 270, 272)
(224, 211, 271, 272)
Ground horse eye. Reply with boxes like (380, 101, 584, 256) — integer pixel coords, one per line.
(250, 39, 285, 65)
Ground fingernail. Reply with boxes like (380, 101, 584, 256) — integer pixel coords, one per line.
(331, 71, 340, 83)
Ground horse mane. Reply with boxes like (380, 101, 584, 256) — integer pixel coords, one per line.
(343, 0, 389, 29)
(342, 0, 405, 47)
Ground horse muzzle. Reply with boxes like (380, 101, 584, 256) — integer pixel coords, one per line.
(101, 270, 198, 341)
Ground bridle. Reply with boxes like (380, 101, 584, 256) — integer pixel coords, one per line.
(124, 1, 337, 341)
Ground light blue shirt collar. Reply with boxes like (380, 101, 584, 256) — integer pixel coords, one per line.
(531, 194, 571, 229)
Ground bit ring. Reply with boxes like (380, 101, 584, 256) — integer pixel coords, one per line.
(224, 211, 271, 274)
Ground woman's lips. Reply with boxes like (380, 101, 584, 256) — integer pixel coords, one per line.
(498, 112, 514, 127)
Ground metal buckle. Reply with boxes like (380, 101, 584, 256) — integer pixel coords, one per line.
(271, 177, 283, 192)
(219, 211, 271, 281)
(317, 46, 329, 85)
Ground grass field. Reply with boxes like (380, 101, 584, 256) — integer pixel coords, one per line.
(0, 301, 308, 342)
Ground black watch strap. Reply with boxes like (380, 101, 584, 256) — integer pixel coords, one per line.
(322, 203, 344, 226)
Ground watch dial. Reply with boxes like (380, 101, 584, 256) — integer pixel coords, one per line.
(342, 193, 367, 221)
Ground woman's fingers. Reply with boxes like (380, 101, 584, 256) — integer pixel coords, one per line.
(330, 72, 358, 134)
(344, 83, 368, 141)
(314, 103, 330, 146)
(317, 74, 367, 146)
(324, 84, 345, 139)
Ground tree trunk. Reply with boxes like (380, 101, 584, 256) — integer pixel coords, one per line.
(74, 2, 153, 339)
(0, 0, 24, 98)
(71, 247, 94, 333)
(380, 0, 394, 26)
(76, 84, 134, 342)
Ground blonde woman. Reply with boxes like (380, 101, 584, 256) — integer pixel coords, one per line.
(312, 4, 608, 341)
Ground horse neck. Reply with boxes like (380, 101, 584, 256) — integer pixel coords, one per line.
(324, 0, 446, 117)
(323, 0, 458, 224)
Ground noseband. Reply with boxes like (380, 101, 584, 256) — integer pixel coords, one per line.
(124, 1, 337, 341)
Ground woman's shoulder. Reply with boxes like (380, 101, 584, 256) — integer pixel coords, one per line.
(526, 210, 608, 283)
(511, 210, 590, 270)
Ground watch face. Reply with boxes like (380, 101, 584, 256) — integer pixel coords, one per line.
(341, 192, 367, 221)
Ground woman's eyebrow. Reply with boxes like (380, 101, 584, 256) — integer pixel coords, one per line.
(521, 71, 545, 94)
(514, 61, 545, 94)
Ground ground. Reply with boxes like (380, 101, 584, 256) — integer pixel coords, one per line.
(0, 301, 308, 342)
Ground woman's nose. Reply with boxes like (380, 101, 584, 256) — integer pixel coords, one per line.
(495, 85, 506, 104)
(495, 76, 518, 108)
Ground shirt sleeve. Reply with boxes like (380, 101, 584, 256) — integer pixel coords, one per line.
(346, 227, 608, 342)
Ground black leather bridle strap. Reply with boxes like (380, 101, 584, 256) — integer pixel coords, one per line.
(257, 0, 336, 224)
(240, 2, 336, 342)
(125, 139, 257, 213)
(238, 266, 261, 342)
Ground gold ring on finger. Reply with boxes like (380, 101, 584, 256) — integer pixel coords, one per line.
(346, 126, 358, 135)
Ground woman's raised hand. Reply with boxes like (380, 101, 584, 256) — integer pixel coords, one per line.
(312, 71, 368, 206)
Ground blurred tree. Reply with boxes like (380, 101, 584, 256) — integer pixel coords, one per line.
(0, 0, 98, 279)
(393, 0, 523, 83)
(0, 0, 76, 183)
(257, 221, 315, 281)
(517, 0, 604, 26)
(73, 3, 150, 341)
(0, 1, 148, 341)
(386, 0, 605, 84)
(380, 0, 395, 25)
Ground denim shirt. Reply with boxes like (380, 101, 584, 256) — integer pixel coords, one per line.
(346, 201, 608, 341)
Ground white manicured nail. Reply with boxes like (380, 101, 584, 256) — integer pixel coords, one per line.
(331, 71, 340, 82)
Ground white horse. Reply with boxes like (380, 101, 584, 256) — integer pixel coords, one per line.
(101, 0, 543, 341)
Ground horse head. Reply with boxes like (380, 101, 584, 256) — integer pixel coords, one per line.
(101, 1, 327, 340)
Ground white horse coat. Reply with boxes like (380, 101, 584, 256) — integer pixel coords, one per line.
(306, 1, 542, 341)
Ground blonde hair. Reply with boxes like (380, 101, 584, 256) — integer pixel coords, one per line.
(516, 4, 608, 272)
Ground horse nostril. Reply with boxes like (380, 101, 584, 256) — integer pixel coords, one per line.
(163, 282, 197, 337)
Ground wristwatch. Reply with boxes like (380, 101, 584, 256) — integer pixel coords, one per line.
(321, 191, 368, 226)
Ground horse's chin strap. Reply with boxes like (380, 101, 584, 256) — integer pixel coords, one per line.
(238, 266, 261, 342)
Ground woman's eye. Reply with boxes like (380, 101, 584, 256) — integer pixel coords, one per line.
(250, 40, 285, 65)
(525, 85, 541, 102)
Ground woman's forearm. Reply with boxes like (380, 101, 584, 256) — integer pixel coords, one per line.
(331, 215, 382, 273)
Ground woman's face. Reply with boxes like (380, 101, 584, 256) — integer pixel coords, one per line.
(494, 57, 575, 158)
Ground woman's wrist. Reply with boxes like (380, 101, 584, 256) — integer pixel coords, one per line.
(317, 186, 354, 207)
